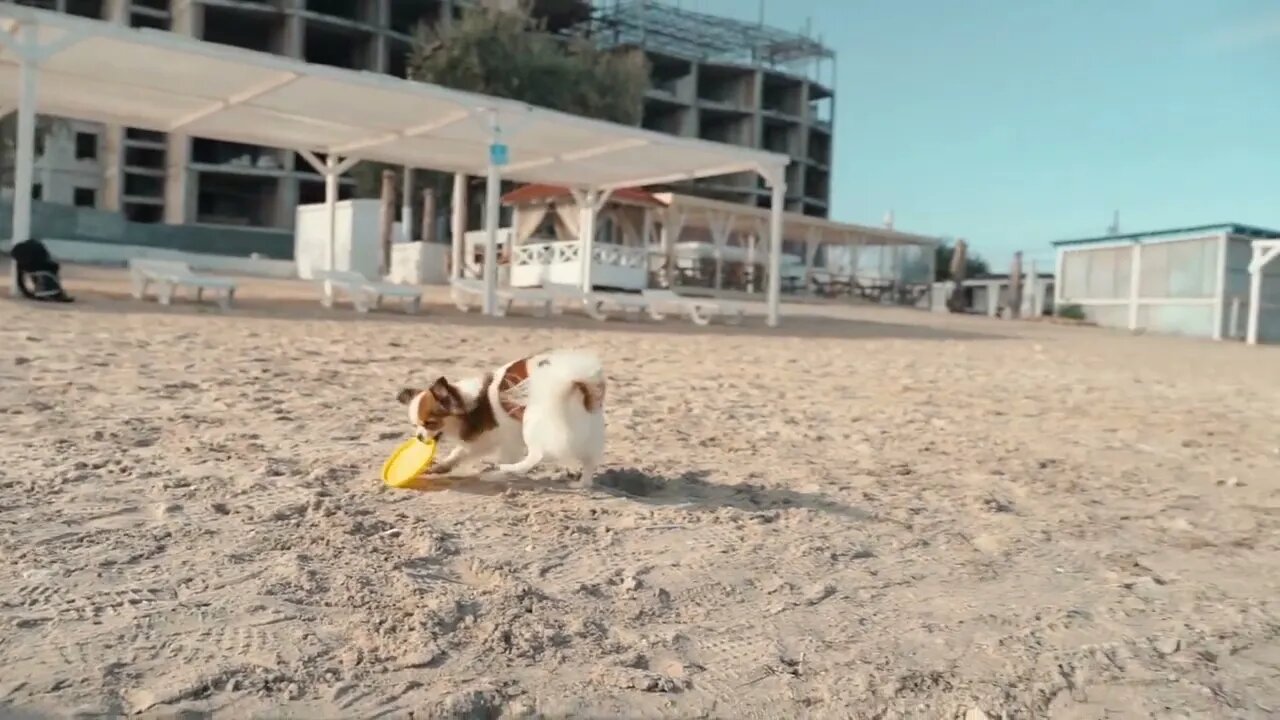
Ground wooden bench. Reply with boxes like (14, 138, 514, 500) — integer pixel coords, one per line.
(128, 258, 237, 309)
(315, 270, 422, 314)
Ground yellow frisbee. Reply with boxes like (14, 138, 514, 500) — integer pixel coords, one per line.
(381, 437, 438, 488)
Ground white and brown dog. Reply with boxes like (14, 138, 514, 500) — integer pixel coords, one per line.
(397, 350, 606, 486)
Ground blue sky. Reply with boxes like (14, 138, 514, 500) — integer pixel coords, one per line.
(680, 0, 1280, 269)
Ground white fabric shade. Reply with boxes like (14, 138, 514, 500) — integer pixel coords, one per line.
(0, 6, 786, 190)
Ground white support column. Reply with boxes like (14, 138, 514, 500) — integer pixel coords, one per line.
(321, 156, 359, 271)
(1247, 241, 1280, 346)
(1027, 260, 1039, 317)
(478, 107, 526, 315)
(482, 160, 500, 316)
(660, 208, 684, 288)
(641, 207, 653, 287)
(1127, 242, 1142, 331)
(1054, 246, 1067, 312)
(450, 173, 467, 281)
(803, 227, 820, 293)
(323, 158, 339, 273)
(1212, 233, 1228, 341)
(9, 25, 38, 296)
(300, 150, 358, 274)
(577, 189, 597, 292)
(747, 219, 761, 293)
(764, 167, 787, 328)
(1248, 243, 1263, 346)
(401, 167, 414, 242)
(708, 211, 733, 291)
(576, 189, 613, 293)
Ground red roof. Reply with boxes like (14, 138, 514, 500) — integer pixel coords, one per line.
(500, 183, 666, 207)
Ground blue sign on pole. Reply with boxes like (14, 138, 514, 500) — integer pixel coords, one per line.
(489, 142, 508, 167)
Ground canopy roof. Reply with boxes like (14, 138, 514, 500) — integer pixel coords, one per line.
(655, 193, 938, 247)
(1052, 223, 1280, 248)
(501, 184, 664, 207)
(0, 5, 787, 190)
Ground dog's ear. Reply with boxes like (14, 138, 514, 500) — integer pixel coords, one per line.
(429, 376, 462, 414)
(396, 387, 421, 406)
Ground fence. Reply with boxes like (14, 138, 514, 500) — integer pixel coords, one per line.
(0, 197, 292, 260)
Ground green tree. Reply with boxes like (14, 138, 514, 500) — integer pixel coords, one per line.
(933, 238, 990, 281)
(354, 0, 650, 238)
(408, 2, 649, 126)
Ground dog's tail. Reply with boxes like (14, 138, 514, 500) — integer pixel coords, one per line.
(570, 378, 606, 413)
(528, 350, 606, 415)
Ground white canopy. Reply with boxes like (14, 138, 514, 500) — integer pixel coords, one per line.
(0, 4, 791, 325)
(0, 5, 784, 189)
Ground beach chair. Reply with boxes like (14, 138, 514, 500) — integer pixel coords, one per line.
(641, 288, 741, 326)
(588, 291, 654, 322)
(128, 258, 237, 309)
(315, 270, 422, 314)
(450, 278, 555, 317)
(542, 283, 608, 320)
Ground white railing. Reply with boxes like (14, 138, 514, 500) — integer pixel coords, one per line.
(510, 239, 647, 290)
(512, 239, 581, 267)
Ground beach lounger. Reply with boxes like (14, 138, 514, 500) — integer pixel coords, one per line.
(587, 291, 655, 322)
(315, 270, 422, 314)
(641, 288, 741, 326)
(542, 284, 609, 320)
(129, 258, 237, 309)
(450, 278, 555, 317)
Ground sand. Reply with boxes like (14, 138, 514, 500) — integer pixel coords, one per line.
(1, 266, 1279, 719)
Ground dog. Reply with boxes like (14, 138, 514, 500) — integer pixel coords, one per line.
(397, 350, 606, 486)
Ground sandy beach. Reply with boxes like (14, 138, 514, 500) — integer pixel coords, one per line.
(2, 266, 1279, 719)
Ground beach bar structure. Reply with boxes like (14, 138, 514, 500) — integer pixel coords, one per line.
(1053, 224, 1280, 343)
(933, 273, 1056, 317)
(0, 5, 803, 326)
(495, 184, 939, 303)
(654, 193, 937, 303)
(491, 183, 663, 292)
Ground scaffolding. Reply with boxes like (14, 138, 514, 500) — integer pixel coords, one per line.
(582, 0, 834, 81)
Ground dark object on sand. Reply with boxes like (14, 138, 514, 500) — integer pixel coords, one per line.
(9, 238, 74, 302)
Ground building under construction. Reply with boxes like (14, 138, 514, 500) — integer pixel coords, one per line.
(579, 1, 836, 217)
(15, 0, 835, 233)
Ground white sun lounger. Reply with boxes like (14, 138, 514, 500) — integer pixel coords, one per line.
(129, 258, 237, 310)
(641, 288, 742, 326)
(537, 283, 610, 320)
(584, 291, 655, 322)
(315, 270, 422, 314)
(450, 278, 557, 317)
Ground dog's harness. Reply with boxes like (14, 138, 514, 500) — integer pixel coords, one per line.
(496, 357, 531, 421)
